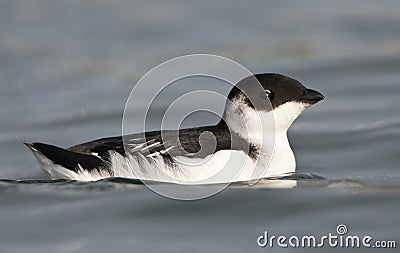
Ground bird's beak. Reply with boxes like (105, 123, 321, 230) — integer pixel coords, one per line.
(299, 89, 325, 104)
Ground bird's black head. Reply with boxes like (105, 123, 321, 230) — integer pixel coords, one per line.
(227, 73, 324, 111)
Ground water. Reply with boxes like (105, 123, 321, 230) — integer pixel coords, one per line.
(1, 1, 400, 252)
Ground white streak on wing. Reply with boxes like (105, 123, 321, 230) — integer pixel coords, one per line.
(127, 139, 164, 156)
(146, 151, 160, 158)
(128, 137, 145, 142)
(129, 143, 147, 152)
(140, 141, 161, 152)
(160, 146, 173, 154)
(91, 152, 100, 158)
(127, 138, 153, 150)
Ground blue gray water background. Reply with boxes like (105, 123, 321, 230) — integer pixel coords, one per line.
(0, 1, 400, 252)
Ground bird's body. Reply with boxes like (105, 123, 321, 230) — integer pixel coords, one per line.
(25, 73, 324, 184)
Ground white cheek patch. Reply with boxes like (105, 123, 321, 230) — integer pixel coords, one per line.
(223, 100, 272, 145)
(272, 101, 307, 130)
(224, 99, 307, 142)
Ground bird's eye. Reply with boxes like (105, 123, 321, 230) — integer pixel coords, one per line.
(265, 90, 275, 100)
(261, 89, 274, 100)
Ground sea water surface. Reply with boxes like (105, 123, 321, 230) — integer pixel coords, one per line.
(0, 1, 400, 252)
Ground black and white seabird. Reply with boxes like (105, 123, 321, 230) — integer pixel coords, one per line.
(24, 73, 324, 183)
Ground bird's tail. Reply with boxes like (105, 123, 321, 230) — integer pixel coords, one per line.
(23, 141, 106, 174)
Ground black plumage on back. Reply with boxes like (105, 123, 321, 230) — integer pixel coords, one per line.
(68, 122, 259, 162)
